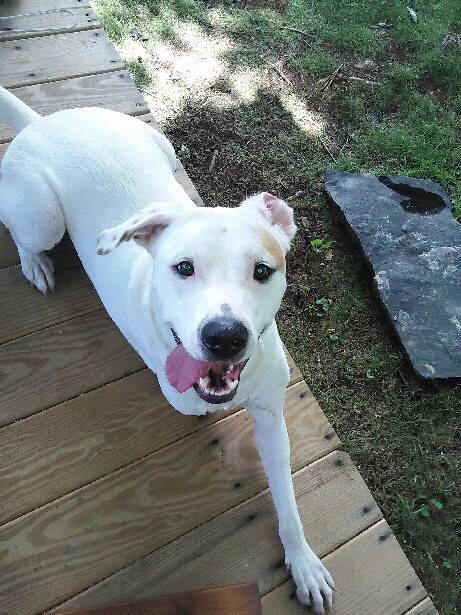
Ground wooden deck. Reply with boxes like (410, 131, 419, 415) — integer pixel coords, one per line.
(0, 3, 437, 614)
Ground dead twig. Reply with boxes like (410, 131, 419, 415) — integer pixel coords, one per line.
(347, 75, 381, 86)
(318, 135, 337, 163)
(208, 148, 219, 172)
(268, 21, 314, 38)
(319, 64, 343, 93)
(269, 61, 292, 85)
(338, 134, 350, 158)
(287, 190, 305, 201)
(268, 53, 295, 85)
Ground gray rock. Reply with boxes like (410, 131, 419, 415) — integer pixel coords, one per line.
(325, 171, 461, 379)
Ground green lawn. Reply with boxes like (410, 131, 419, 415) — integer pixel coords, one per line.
(93, 0, 461, 611)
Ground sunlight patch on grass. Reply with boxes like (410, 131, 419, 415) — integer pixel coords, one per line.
(279, 92, 324, 138)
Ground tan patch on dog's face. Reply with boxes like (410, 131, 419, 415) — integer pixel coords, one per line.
(255, 227, 286, 271)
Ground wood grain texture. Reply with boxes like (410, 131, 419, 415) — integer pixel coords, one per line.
(0, 71, 148, 143)
(0, 381, 338, 615)
(0, 225, 74, 272)
(262, 520, 427, 615)
(55, 450, 378, 612)
(0, 216, 19, 269)
(0, 0, 92, 17)
(0, 260, 99, 344)
(404, 598, 438, 614)
(55, 583, 262, 615)
(0, 29, 123, 89)
(0, 3, 99, 42)
(0, 354, 301, 525)
(0, 310, 144, 427)
(0, 370, 225, 525)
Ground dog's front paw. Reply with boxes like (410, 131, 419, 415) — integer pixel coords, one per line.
(20, 250, 55, 294)
(286, 544, 334, 614)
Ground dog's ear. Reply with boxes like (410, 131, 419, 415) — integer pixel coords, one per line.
(240, 192, 297, 250)
(97, 202, 181, 255)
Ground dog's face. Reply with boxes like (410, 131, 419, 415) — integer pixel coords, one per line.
(97, 192, 296, 404)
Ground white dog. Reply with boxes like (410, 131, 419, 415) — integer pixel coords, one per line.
(0, 86, 334, 613)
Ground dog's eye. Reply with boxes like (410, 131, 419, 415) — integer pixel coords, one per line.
(253, 263, 274, 282)
(175, 260, 194, 277)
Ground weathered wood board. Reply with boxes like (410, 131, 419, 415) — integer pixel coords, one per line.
(0, 1, 99, 42)
(0, 71, 148, 143)
(0, 29, 122, 88)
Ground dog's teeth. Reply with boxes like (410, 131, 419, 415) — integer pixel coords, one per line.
(199, 377, 209, 389)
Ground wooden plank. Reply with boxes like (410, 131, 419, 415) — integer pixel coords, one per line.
(261, 520, 427, 615)
(0, 222, 75, 270)
(404, 598, 438, 614)
(0, 0, 92, 17)
(0, 257, 99, 344)
(55, 583, 262, 615)
(0, 29, 123, 89)
(0, 363, 301, 525)
(55, 450, 378, 612)
(0, 381, 339, 615)
(0, 370, 220, 525)
(0, 71, 148, 143)
(0, 310, 144, 427)
(0, 3, 99, 42)
(0, 216, 19, 269)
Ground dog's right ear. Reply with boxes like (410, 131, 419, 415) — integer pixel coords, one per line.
(97, 202, 182, 254)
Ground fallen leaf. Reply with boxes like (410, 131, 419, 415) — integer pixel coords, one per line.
(406, 6, 418, 23)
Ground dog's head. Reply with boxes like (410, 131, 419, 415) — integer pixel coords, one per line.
(97, 192, 296, 404)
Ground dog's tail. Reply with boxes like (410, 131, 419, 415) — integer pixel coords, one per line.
(0, 85, 40, 133)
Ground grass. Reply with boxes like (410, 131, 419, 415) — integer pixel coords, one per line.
(94, 0, 461, 611)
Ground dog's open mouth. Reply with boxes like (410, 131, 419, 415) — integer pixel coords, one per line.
(166, 331, 246, 404)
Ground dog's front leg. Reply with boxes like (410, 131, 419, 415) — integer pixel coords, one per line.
(248, 400, 334, 613)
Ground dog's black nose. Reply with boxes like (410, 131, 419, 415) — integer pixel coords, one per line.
(201, 318, 249, 360)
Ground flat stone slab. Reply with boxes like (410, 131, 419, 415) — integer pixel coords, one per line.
(325, 171, 461, 379)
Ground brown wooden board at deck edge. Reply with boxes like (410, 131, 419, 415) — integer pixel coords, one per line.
(53, 582, 262, 615)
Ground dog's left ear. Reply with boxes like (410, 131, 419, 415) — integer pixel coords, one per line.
(240, 192, 297, 251)
(96, 202, 182, 255)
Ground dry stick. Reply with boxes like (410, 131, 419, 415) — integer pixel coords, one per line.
(347, 75, 381, 86)
(320, 64, 343, 93)
(318, 135, 337, 163)
(269, 61, 292, 85)
(287, 190, 305, 202)
(268, 21, 314, 38)
(208, 148, 219, 172)
(268, 52, 295, 85)
(338, 135, 350, 158)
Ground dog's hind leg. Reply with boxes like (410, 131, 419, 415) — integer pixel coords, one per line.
(0, 173, 65, 294)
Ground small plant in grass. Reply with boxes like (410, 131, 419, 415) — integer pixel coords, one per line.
(125, 59, 151, 88)
(308, 297, 330, 317)
(178, 144, 191, 160)
(310, 238, 336, 253)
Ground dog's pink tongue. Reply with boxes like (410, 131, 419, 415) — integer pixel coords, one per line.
(166, 344, 210, 393)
